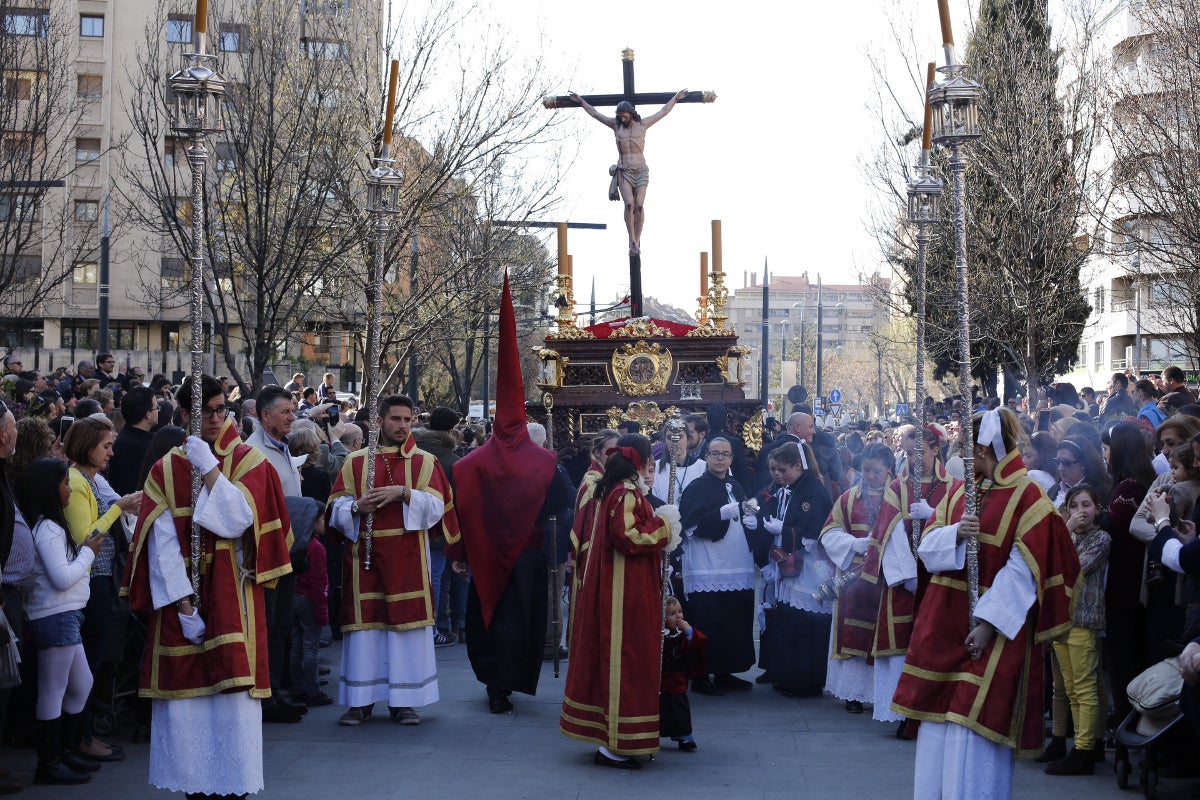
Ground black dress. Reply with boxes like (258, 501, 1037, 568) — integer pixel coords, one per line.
(758, 469, 834, 694)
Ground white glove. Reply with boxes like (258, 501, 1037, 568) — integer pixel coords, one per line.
(851, 537, 871, 554)
(719, 502, 740, 521)
(178, 607, 206, 644)
(742, 514, 759, 530)
(186, 435, 219, 475)
(763, 516, 784, 536)
(655, 505, 683, 553)
(909, 500, 935, 521)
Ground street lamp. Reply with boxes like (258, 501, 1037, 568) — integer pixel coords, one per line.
(168, 2, 225, 607)
(791, 302, 807, 395)
(1123, 217, 1142, 372)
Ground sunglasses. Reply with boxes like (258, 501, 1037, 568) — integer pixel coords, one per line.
(1058, 459, 1078, 468)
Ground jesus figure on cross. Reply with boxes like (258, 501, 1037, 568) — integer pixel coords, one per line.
(570, 88, 688, 256)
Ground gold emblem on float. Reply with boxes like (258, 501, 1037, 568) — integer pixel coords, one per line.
(611, 341, 672, 397)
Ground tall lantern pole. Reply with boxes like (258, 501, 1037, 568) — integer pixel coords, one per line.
(905, 61, 943, 554)
(362, 61, 404, 571)
(931, 0, 983, 619)
(169, 0, 225, 606)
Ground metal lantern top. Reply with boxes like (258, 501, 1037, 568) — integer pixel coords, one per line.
(169, 54, 226, 136)
(929, 64, 982, 145)
(366, 160, 404, 214)
(907, 164, 943, 225)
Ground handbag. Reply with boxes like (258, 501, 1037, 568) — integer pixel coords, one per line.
(769, 525, 802, 579)
(0, 613, 21, 690)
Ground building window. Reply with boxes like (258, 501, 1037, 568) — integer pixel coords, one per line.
(10, 255, 40, 282)
(1094, 341, 1104, 368)
(1093, 286, 1105, 314)
(302, 0, 350, 14)
(76, 137, 101, 162)
(79, 14, 103, 38)
(2, 75, 31, 101)
(0, 194, 38, 223)
(166, 16, 192, 44)
(214, 142, 236, 172)
(160, 257, 187, 289)
(73, 262, 98, 285)
(74, 200, 99, 222)
(220, 25, 244, 52)
(77, 74, 102, 98)
(301, 38, 345, 60)
(164, 136, 184, 167)
(0, 134, 35, 166)
(2, 10, 49, 37)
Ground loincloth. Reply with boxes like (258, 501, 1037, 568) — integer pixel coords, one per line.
(608, 164, 650, 200)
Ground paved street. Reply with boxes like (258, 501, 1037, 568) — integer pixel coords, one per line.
(3, 639, 1194, 799)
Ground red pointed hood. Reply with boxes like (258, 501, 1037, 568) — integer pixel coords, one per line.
(450, 272, 556, 627)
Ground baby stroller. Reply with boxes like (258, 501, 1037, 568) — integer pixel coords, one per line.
(1112, 656, 1186, 799)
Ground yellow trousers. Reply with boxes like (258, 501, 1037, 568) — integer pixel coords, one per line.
(1052, 627, 1101, 750)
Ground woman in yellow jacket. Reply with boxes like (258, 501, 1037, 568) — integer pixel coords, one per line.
(61, 415, 142, 764)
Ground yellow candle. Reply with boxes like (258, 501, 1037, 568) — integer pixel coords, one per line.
(382, 61, 399, 146)
(700, 253, 709, 296)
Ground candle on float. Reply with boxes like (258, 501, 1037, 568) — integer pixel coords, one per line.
(557, 222, 568, 276)
(567, 255, 574, 279)
(700, 253, 709, 296)
(711, 220, 722, 275)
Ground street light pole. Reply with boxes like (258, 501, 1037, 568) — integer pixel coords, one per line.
(815, 275, 824, 403)
(1124, 218, 1142, 372)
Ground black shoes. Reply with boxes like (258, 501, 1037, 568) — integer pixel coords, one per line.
(594, 751, 641, 770)
(487, 689, 514, 713)
(262, 701, 303, 723)
(1035, 736, 1067, 763)
(1044, 746, 1095, 776)
(691, 678, 725, 696)
(713, 674, 753, 691)
(845, 700, 864, 714)
(678, 739, 698, 752)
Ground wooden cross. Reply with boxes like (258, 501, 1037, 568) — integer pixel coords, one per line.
(545, 48, 715, 319)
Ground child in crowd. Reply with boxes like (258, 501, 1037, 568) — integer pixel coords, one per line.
(1044, 484, 1111, 776)
(291, 512, 331, 707)
(660, 596, 707, 752)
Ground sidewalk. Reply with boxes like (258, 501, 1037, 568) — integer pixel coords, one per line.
(4, 637, 1190, 799)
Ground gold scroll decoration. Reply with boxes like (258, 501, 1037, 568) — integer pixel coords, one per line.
(611, 318, 674, 338)
(611, 340, 673, 397)
(742, 408, 764, 452)
(716, 345, 752, 385)
(606, 401, 681, 431)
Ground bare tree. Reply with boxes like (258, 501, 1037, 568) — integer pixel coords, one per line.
(0, 2, 101, 346)
(862, 0, 1110, 399)
(119, 0, 568, 392)
(1108, 0, 1200, 370)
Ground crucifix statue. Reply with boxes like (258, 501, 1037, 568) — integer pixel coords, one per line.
(545, 48, 715, 318)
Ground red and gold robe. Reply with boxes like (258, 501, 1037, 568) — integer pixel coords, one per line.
(560, 479, 671, 755)
(123, 417, 293, 699)
(330, 435, 459, 632)
(820, 485, 886, 661)
(891, 451, 1080, 755)
(865, 461, 964, 657)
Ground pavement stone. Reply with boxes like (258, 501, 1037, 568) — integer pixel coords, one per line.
(3, 636, 1195, 799)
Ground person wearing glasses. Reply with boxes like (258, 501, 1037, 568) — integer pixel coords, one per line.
(3, 354, 22, 376)
(1050, 438, 1110, 510)
(123, 374, 293, 798)
(678, 437, 759, 695)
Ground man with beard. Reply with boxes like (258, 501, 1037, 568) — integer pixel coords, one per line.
(570, 88, 688, 255)
(329, 394, 459, 727)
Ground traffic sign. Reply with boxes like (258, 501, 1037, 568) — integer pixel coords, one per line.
(895, 403, 910, 415)
(787, 385, 808, 404)
(829, 388, 843, 404)
(828, 403, 842, 417)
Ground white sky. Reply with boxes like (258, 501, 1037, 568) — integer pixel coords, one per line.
(455, 0, 973, 312)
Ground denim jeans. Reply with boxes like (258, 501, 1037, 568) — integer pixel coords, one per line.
(438, 560, 469, 630)
(429, 548, 446, 623)
(289, 595, 321, 699)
